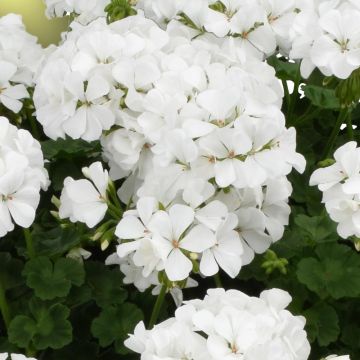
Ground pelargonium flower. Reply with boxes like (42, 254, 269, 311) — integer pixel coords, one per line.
(34, 14, 169, 141)
(116, 199, 216, 281)
(59, 162, 109, 228)
(137, 0, 298, 60)
(44, 0, 110, 24)
(0, 354, 37, 360)
(0, 117, 48, 238)
(310, 141, 360, 239)
(289, 0, 360, 79)
(106, 251, 198, 306)
(125, 287, 311, 360)
(0, 14, 44, 113)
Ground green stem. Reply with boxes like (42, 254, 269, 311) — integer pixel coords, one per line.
(25, 106, 41, 140)
(322, 109, 348, 159)
(108, 182, 122, 211)
(282, 79, 290, 110)
(346, 111, 354, 140)
(24, 228, 35, 259)
(107, 203, 122, 219)
(149, 285, 167, 328)
(214, 273, 223, 288)
(0, 280, 11, 330)
(294, 108, 321, 127)
(287, 63, 302, 125)
(26, 343, 37, 358)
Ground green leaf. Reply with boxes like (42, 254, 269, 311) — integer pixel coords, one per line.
(267, 56, 299, 81)
(31, 226, 81, 257)
(0, 253, 24, 290)
(9, 299, 72, 350)
(8, 315, 36, 348)
(294, 214, 338, 244)
(91, 303, 143, 354)
(304, 303, 340, 346)
(303, 85, 340, 110)
(41, 138, 100, 160)
(31, 302, 72, 349)
(85, 261, 127, 308)
(24, 257, 85, 300)
(297, 244, 360, 299)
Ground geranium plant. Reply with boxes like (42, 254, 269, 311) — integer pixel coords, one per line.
(0, 0, 359, 359)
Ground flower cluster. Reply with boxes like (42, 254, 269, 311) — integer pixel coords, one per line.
(0, 353, 36, 360)
(138, 0, 360, 79)
(288, 0, 360, 79)
(125, 288, 311, 360)
(33, 14, 168, 141)
(138, 0, 298, 60)
(44, 0, 110, 24)
(49, 10, 305, 289)
(0, 117, 48, 238)
(0, 14, 44, 113)
(99, 16, 304, 287)
(310, 141, 360, 239)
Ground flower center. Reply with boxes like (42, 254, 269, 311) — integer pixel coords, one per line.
(228, 150, 236, 158)
(208, 155, 216, 163)
(1, 194, 13, 201)
(172, 239, 180, 248)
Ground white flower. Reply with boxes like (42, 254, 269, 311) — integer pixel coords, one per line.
(0, 14, 44, 113)
(310, 141, 360, 239)
(0, 117, 47, 238)
(148, 204, 216, 281)
(200, 213, 243, 278)
(310, 141, 360, 192)
(116, 197, 163, 276)
(44, 0, 110, 24)
(311, 9, 360, 79)
(0, 14, 44, 86)
(199, 127, 252, 188)
(126, 287, 311, 360)
(0, 353, 37, 360)
(0, 61, 29, 113)
(59, 162, 109, 228)
(324, 355, 351, 360)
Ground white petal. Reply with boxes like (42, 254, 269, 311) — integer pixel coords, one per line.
(115, 216, 146, 239)
(66, 179, 100, 203)
(165, 249, 193, 281)
(86, 75, 110, 102)
(180, 224, 216, 253)
(200, 249, 219, 277)
(169, 204, 195, 240)
(215, 160, 236, 188)
(7, 199, 36, 228)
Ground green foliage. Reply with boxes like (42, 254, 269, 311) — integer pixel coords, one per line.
(267, 56, 300, 82)
(23, 257, 85, 300)
(9, 299, 72, 350)
(297, 244, 360, 299)
(304, 304, 340, 346)
(294, 214, 338, 244)
(41, 138, 100, 161)
(85, 262, 127, 308)
(91, 303, 143, 354)
(105, 0, 137, 23)
(303, 85, 341, 110)
(0, 253, 24, 290)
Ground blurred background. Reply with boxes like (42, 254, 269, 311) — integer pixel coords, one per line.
(0, 0, 69, 46)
